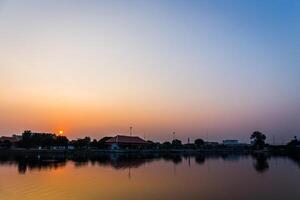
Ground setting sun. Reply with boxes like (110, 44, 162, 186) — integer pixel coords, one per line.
(59, 130, 63, 135)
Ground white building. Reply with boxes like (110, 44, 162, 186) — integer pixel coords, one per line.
(223, 140, 239, 146)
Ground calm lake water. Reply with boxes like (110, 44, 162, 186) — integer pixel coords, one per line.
(0, 152, 299, 200)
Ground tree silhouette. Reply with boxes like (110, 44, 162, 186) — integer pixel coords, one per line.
(251, 131, 266, 150)
(194, 138, 204, 148)
(172, 139, 182, 149)
(161, 141, 172, 149)
(287, 136, 299, 146)
(172, 139, 182, 146)
(195, 155, 205, 165)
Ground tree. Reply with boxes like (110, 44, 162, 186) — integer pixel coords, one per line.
(172, 139, 182, 145)
(74, 137, 91, 149)
(55, 136, 69, 146)
(251, 131, 266, 149)
(161, 141, 172, 149)
(90, 139, 98, 148)
(22, 130, 32, 138)
(194, 138, 204, 148)
(0, 140, 12, 149)
(171, 139, 182, 149)
(146, 140, 156, 149)
(21, 130, 33, 148)
(287, 136, 300, 147)
(19, 131, 70, 148)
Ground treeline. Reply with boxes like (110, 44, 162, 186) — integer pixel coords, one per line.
(19, 131, 69, 148)
(17, 131, 113, 149)
(16, 131, 205, 150)
(0, 130, 299, 151)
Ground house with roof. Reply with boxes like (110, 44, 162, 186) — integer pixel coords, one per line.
(0, 135, 22, 143)
(0, 134, 22, 149)
(105, 135, 148, 150)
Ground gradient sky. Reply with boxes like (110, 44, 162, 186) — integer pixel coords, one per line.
(0, 0, 299, 143)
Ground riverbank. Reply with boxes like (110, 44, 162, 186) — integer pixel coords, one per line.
(0, 147, 297, 155)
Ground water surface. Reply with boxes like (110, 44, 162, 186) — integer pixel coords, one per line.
(0, 152, 299, 200)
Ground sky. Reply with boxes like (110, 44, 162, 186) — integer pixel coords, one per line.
(0, 0, 299, 143)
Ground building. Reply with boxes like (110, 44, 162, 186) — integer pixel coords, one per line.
(223, 140, 239, 146)
(0, 135, 22, 143)
(50, 146, 66, 150)
(223, 140, 250, 150)
(105, 135, 148, 150)
(68, 145, 75, 150)
(0, 135, 22, 149)
(204, 142, 219, 146)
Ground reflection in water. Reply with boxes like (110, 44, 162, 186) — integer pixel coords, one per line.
(0, 153, 67, 174)
(0, 152, 299, 174)
(288, 154, 300, 168)
(0, 152, 300, 200)
(195, 155, 205, 165)
(252, 153, 269, 173)
(17, 158, 67, 174)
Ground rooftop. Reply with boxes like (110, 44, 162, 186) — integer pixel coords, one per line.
(0, 135, 22, 143)
(105, 135, 148, 145)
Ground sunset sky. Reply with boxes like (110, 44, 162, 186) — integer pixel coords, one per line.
(0, 0, 299, 143)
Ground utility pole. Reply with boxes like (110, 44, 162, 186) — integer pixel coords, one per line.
(130, 126, 132, 136)
(173, 131, 175, 141)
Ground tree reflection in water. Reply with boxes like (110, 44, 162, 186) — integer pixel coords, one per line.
(252, 153, 269, 173)
(0, 151, 299, 174)
(195, 155, 205, 165)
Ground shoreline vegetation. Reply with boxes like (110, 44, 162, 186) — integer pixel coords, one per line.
(0, 130, 299, 175)
(0, 130, 299, 154)
(0, 148, 298, 155)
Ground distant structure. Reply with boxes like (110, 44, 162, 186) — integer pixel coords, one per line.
(130, 126, 133, 136)
(0, 134, 22, 148)
(204, 141, 219, 147)
(223, 140, 239, 146)
(106, 135, 148, 150)
(223, 139, 250, 149)
(0, 134, 22, 143)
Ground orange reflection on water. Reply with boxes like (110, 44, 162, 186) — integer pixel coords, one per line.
(0, 154, 300, 200)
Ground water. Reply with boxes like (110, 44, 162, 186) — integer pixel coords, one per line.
(0, 152, 299, 200)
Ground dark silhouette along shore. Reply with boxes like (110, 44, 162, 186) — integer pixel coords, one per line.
(0, 130, 299, 154)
